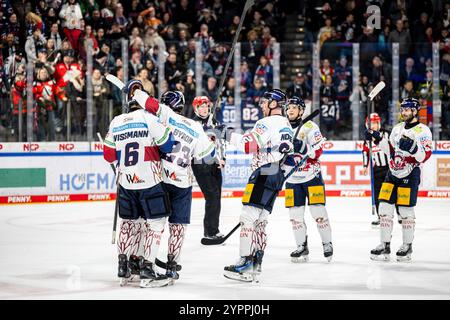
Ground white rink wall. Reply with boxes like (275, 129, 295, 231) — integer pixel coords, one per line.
(0, 141, 449, 204)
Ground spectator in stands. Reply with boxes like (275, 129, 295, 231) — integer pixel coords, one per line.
(140, 5, 162, 30)
(250, 10, 266, 37)
(337, 13, 356, 42)
(25, 26, 46, 63)
(318, 18, 334, 48)
(144, 58, 158, 84)
(194, 24, 215, 60)
(246, 77, 266, 105)
(59, 0, 83, 52)
(388, 19, 411, 65)
(47, 23, 62, 51)
(209, 43, 228, 78)
(286, 72, 311, 100)
(129, 50, 143, 78)
(197, 8, 219, 38)
(203, 76, 218, 103)
(226, 15, 245, 42)
(242, 29, 262, 73)
(165, 52, 183, 90)
(254, 55, 273, 88)
(240, 60, 252, 89)
(400, 57, 420, 87)
(135, 67, 155, 96)
(320, 59, 334, 83)
(91, 68, 109, 135)
(78, 24, 99, 62)
(144, 25, 166, 55)
(370, 56, 392, 87)
(129, 27, 144, 54)
(400, 80, 417, 100)
(180, 69, 196, 119)
(357, 26, 377, 71)
(334, 55, 352, 86)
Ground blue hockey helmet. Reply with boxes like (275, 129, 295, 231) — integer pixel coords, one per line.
(160, 90, 185, 113)
(285, 96, 306, 110)
(400, 98, 421, 111)
(260, 89, 287, 112)
(124, 79, 143, 101)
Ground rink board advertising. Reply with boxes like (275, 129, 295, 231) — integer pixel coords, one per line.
(0, 141, 449, 204)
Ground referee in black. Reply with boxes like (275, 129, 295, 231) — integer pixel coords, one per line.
(362, 113, 391, 226)
(191, 96, 226, 242)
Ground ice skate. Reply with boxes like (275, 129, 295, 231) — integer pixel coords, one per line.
(139, 256, 171, 288)
(323, 242, 333, 262)
(370, 242, 391, 261)
(396, 243, 413, 262)
(117, 254, 131, 286)
(165, 254, 180, 285)
(252, 250, 264, 283)
(291, 237, 309, 263)
(223, 256, 254, 282)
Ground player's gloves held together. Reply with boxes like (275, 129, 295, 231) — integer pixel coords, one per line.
(293, 139, 308, 155)
(278, 141, 293, 153)
(364, 129, 382, 144)
(398, 135, 418, 154)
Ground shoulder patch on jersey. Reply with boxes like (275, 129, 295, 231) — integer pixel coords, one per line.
(254, 123, 268, 136)
(304, 121, 314, 129)
(313, 130, 322, 142)
(413, 126, 423, 134)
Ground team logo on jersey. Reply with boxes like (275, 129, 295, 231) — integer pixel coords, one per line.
(254, 123, 268, 135)
(164, 169, 181, 182)
(123, 117, 133, 123)
(314, 131, 322, 142)
(125, 174, 145, 184)
(391, 153, 406, 170)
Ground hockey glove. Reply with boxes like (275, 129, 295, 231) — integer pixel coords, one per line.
(293, 139, 308, 155)
(398, 135, 418, 154)
(278, 141, 293, 154)
(364, 129, 382, 144)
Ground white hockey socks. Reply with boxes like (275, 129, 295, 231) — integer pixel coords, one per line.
(117, 219, 142, 257)
(398, 206, 415, 244)
(289, 206, 307, 246)
(253, 209, 269, 252)
(379, 202, 394, 243)
(143, 217, 166, 263)
(168, 223, 186, 262)
(239, 205, 261, 257)
(310, 205, 332, 244)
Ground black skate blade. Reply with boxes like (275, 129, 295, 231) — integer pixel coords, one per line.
(155, 258, 182, 271)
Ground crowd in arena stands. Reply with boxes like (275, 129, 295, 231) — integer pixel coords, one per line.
(300, 0, 450, 139)
(0, 0, 288, 141)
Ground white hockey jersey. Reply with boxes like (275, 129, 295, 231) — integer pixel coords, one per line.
(242, 115, 294, 171)
(285, 120, 324, 184)
(379, 121, 432, 178)
(103, 109, 171, 190)
(155, 104, 215, 188)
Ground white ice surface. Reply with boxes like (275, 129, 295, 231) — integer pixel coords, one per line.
(1, 197, 450, 300)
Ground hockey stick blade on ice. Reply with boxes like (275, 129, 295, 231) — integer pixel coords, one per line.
(201, 222, 241, 245)
(155, 258, 182, 271)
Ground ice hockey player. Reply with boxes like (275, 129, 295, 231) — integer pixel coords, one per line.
(368, 98, 432, 262)
(191, 95, 226, 242)
(103, 79, 175, 288)
(132, 89, 215, 283)
(283, 96, 333, 263)
(362, 113, 390, 226)
(223, 89, 293, 282)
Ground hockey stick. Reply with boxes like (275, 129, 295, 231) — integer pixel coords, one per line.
(97, 132, 120, 244)
(207, 0, 255, 127)
(200, 109, 320, 246)
(367, 81, 385, 217)
(106, 74, 125, 90)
